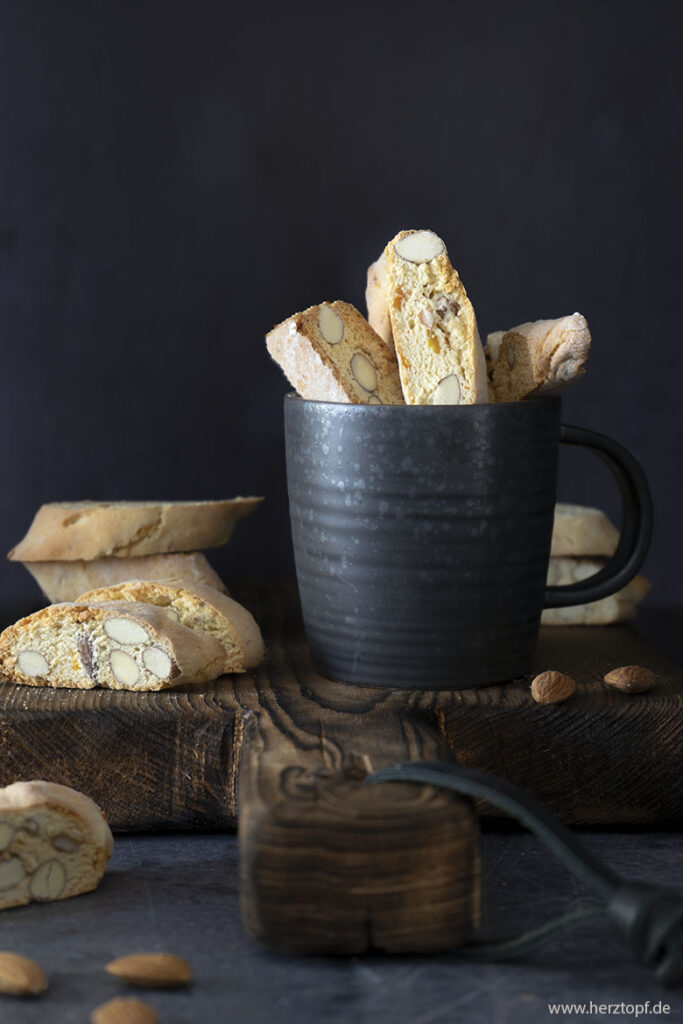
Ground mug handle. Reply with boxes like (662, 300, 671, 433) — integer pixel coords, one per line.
(543, 424, 653, 609)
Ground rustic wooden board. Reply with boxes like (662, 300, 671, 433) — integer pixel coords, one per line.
(0, 579, 681, 833)
(442, 626, 683, 825)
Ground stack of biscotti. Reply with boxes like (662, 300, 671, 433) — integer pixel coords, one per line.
(542, 503, 650, 626)
(8, 499, 262, 602)
(265, 227, 591, 406)
(1, 499, 265, 691)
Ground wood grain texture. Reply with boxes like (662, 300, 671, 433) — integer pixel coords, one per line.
(233, 584, 480, 952)
(440, 624, 683, 824)
(237, 671, 479, 951)
(0, 681, 242, 830)
(238, 710, 480, 953)
(0, 580, 681, 833)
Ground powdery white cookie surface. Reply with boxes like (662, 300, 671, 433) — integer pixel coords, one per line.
(551, 503, 620, 557)
(384, 229, 488, 405)
(485, 313, 591, 402)
(0, 780, 113, 909)
(21, 553, 227, 603)
(266, 301, 405, 404)
(365, 251, 393, 348)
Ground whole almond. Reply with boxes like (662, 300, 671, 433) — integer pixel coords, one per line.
(531, 670, 576, 704)
(604, 665, 656, 694)
(0, 951, 48, 996)
(90, 996, 159, 1024)
(105, 952, 191, 989)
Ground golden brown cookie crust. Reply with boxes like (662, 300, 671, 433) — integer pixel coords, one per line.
(9, 499, 263, 562)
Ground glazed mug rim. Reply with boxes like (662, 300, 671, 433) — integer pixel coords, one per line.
(284, 392, 561, 413)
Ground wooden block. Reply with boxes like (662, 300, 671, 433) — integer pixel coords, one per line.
(238, 693, 479, 954)
(236, 587, 480, 953)
(1, 580, 681, 954)
(0, 580, 681, 834)
(0, 681, 243, 831)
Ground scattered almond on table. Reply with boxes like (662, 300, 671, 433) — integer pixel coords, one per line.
(530, 671, 576, 704)
(90, 996, 159, 1024)
(0, 951, 48, 996)
(105, 952, 192, 989)
(604, 665, 656, 694)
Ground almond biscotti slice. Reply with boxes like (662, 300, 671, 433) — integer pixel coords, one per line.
(543, 558, 649, 625)
(541, 594, 640, 626)
(365, 252, 393, 348)
(0, 780, 113, 909)
(542, 557, 649, 625)
(551, 503, 619, 558)
(8, 498, 263, 562)
(384, 229, 488, 405)
(265, 300, 405, 405)
(485, 313, 591, 402)
(19, 552, 228, 604)
(76, 580, 264, 672)
(546, 556, 650, 599)
(0, 601, 226, 691)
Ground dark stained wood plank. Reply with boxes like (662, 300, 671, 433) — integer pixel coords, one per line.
(0, 579, 680, 954)
(0, 580, 680, 834)
(0, 678, 244, 830)
(437, 625, 683, 824)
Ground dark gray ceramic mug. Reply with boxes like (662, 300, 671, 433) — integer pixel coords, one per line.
(285, 395, 652, 689)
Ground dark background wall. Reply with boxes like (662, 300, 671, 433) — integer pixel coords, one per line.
(0, 0, 681, 609)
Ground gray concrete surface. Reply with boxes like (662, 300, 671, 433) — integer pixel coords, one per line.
(1, 829, 682, 1023)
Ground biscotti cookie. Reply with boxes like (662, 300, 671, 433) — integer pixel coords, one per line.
(384, 229, 488, 405)
(8, 498, 263, 562)
(0, 780, 113, 909)
(551, 503, 619, 558)
(19, 553, 228, 604)
(77, 580, 264, 672)
(541, 599, 638, 626)
(265, 300, 405, 405)
(485, 313, 591, 402)
(542, 557, 649, 625)
(546, 556, 649, 598)
(365, 251, 393, 347)
(0, 601, 226, 691)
